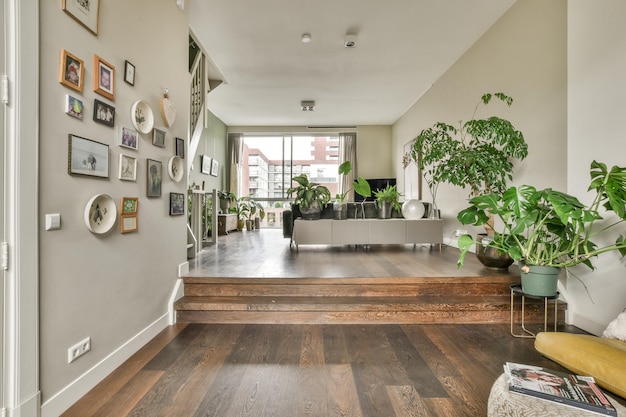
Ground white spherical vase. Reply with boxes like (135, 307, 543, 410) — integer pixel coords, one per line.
(401, 199, 425, 220)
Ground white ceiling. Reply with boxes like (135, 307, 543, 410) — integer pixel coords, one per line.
(189, 0, 517, 127)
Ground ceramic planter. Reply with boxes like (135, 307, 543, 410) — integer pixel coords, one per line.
(521, 264, 560, 296)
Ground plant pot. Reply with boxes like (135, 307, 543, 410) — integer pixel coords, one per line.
(521, 264, 560, 297)
(300, 201, 321, 220)
(245, 220, 253, 231)
(237, 219, 245, 231)
(475, 234, 514, 270)
(219, 199, 230, 214)
(254, 217, 261, 229)
(378, 201, 393, 219)
(333, 201, 347, 220)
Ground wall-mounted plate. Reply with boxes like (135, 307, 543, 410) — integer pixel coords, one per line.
(168, 155, 184, 182)
(131, 100, 154, 134)
(84, 193, 117, 234)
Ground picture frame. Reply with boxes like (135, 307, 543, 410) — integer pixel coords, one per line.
(62, 0, 100, 35)
(119, 126, 138, 150)
(68, 134, 109, 178)
(152, 128, 166, 147)
(210, 158, 219, 177)
(93, 54, 115, 100)
(120, 197, 139, 214)
(124, 60, 135, 86)
(201, 155, 211, 174)
(120, 215, 138, 234)
(118, 154, 137, 181)
(65, 94, 84, 119)
(59, 49, 84, 92)
(169, 193, 185, 216)
(175, 137, 185, 158)
(93, 99, 115, 127)
(146, 158, 162, 198)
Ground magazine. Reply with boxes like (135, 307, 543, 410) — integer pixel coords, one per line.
(504, 362, 617, 416)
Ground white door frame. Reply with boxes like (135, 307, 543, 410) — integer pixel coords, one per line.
(3, 0, 40, 415)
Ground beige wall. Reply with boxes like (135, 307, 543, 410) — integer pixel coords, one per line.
(356, 125, 393, 179)
(39, 0, 189, 413)
(189, 109, 228, 192)
(564, 0, 626, 334)
(392, 0, 567, 245)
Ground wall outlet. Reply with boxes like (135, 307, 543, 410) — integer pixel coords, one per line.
(454, 229, 468, 237)
(67, 337, 91, 363)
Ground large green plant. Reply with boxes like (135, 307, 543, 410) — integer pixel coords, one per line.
(410, 93, 528, 228)
(287, 173, 331, 210)
(457, 161, 626, 269)
(336, 161, 371, 202)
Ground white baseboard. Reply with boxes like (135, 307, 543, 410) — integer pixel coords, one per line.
(168, 278, 185, 324)
(40, 313, 170, 417)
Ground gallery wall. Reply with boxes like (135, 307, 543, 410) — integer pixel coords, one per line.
(38, 0, 190, 414)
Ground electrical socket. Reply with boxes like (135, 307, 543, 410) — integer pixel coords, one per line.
(67, 337, 91, 363)
(454, 229, 468, 237)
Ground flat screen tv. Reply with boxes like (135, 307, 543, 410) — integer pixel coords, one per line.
(354, 178, 396, 202)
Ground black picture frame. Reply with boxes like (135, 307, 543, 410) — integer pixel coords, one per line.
(124, 60, 135, 86)
(175, 137, 185, 159)
(93, 99, 115, 127)
(169, 192, 185, 215)
(68, 134, 109, 178)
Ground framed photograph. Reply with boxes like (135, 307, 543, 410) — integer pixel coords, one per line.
(175, 137, 185, 158)
(119, 126, 138, 150)
(210, 158, 219, 177)
(120, 215, 138, 234)
(124, 60, 135, 86)
(59, 49, 84, 92)
(93, 54, 115, 100)
(62, 0, 99, 35)
(68, 134, 109, 178)
(93, 99, 115, 127)
(121, 197, 139, 214)
(146, 158, 162, 198)
(152, 128, 166, 147)
(118, 154, 137, 181)
(169, 193, 185, 216)
(201, 155, 211, 174)
(65, 95, 84, 119)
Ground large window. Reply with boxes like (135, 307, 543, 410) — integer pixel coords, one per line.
(240, 135, 340, 228)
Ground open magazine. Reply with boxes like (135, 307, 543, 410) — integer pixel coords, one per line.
(504, 362, 617, 416)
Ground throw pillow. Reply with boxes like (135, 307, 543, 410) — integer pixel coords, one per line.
(602, 309, 626, 341)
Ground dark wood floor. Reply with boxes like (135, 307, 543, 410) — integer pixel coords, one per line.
(63, 230, 613, 416)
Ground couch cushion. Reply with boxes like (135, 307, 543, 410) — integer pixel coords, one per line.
(535, 332, 626, 399)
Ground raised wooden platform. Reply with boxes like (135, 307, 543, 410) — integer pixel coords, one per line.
(177, 229, 566, 325)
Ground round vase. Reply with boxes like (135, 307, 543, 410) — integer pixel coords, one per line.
(300, 201, 321, 220)
(521, 265, 560, 297)
(475, 234, 514, 271)
(401, 199, 425, 220)
(377, 201, 393, 219)
(333, 201, 347, 220)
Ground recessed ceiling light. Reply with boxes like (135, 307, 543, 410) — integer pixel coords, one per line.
(301, 33, 312, 44)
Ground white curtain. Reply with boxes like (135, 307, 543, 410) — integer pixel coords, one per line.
(227, 133, 243, 195)
(339, 132, 357, 202)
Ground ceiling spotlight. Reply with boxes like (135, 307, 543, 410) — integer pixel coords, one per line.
(301, 100, 315, 111)
(301, 33, 312, 43)
(344, 34, 357, 48)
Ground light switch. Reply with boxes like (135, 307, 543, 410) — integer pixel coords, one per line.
(45, 213, 61, 230)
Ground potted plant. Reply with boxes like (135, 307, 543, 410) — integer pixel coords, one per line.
(217, 190, 236, 214)
(287, 173, 331, 220)
(410, 92, 528, 268)
(334, 161, 372, 219)
(457, 160, 626, 296)
(373, 184, 402, 219)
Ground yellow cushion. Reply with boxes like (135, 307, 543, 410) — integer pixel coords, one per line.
(535, 332, 626, 399)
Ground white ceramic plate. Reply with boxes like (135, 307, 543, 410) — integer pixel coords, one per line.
(168, 155, 184, 182)
(131, 100, 154, 134)
(84, 194, 117, 234)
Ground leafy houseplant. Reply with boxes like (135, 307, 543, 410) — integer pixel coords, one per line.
(230, 195, 266, 230)
(457, 161, 626, 296)
(410, 92, 528, 224)
(217, 190, 236, 213)
(373, 184, 402, 219)
(287, 173, 331, 220)
(334, 161, 372, 219)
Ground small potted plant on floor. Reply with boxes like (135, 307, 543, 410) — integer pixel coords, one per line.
(373, 183, 402, 219)
(410, 92, 528, 268)
(457, 160, 626, 296)
(287, 173, 331, 220)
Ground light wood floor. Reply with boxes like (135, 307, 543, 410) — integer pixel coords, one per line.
(63, 229, 615, 416)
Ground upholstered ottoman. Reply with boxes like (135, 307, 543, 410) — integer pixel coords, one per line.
(487, 373, 626, 416)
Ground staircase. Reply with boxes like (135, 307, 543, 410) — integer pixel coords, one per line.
(174, 275, 567, 325)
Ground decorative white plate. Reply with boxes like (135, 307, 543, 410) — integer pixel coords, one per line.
(131, 100, 154, 134)
(168, 155, 184, 182)
(84, 194, 117, 234)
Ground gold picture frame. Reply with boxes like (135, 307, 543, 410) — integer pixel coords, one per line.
(62, 0, 100, 35)
(59, 49, 84, 92)
(120, 215, 138, 234)
(93, 54, 115, 100)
